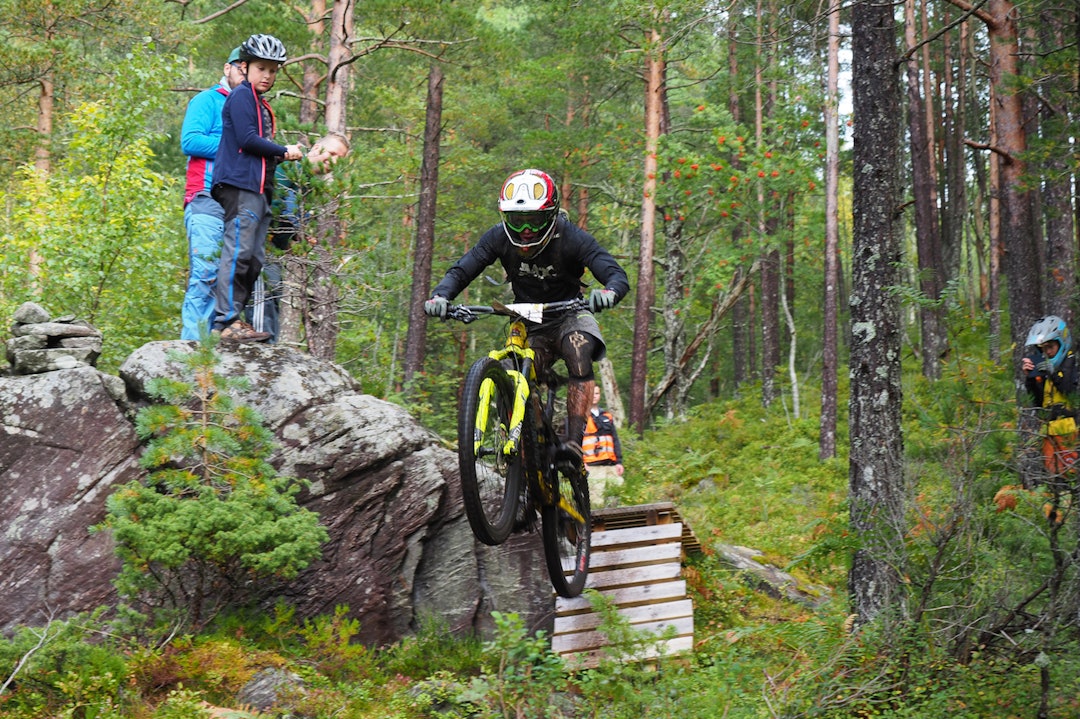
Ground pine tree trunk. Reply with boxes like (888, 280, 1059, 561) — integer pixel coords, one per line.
(629, 23, 665, 435)
(849, 0, 906, 626)
(905, 0, 947, 378)
(402, 63, 444, 388)
(820, 0, 842, 460)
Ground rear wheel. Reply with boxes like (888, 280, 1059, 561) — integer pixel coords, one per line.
(458, 357, 523, 545)
(542, 461, 591, 597)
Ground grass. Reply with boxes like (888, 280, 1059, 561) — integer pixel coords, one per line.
(4, 354, 1080, 717)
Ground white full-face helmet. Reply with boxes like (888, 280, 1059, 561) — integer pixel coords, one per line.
(499, 168, 560, 256)
(1026, 315, 1072, 372)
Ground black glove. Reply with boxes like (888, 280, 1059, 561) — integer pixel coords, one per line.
(424, 296, 448, 319)
(589, 288, 617, 313)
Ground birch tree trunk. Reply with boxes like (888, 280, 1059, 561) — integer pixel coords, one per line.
(303, 0, 355, 360)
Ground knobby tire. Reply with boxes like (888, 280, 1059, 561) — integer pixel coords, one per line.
(543, 461, 591, 597)
(458, 357, 523, 545)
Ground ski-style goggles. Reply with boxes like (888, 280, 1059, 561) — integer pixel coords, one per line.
(502, 210, 555, 233)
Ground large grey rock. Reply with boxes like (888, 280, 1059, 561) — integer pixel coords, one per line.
(0, 340, 552, 643)
(0, 366, 139, 626)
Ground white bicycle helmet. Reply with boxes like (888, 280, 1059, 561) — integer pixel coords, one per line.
(239, 34, 288, 64)
(1026, 315, 1072, 372)
(499, 169, 559, 256)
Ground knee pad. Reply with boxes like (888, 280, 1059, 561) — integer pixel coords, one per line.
(560, 331, 598, 380)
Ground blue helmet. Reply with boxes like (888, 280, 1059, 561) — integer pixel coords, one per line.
(1026, 315, 1072, 372)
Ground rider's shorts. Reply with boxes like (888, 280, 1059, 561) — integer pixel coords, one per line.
(528, 309, 607, 373)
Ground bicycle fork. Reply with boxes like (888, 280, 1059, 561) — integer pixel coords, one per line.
(474, 368, 531, 457)
(474, 325, 535, 459)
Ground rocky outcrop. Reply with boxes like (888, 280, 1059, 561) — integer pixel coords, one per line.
(0, 336, 552, 643)
(0, 366, 136, 628)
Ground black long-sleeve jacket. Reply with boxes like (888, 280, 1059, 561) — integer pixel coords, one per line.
(1024, 349, 1080, 436)
(431, 216, 630, 305)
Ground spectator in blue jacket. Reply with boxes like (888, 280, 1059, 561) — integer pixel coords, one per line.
(210, 33, 303, 343)
(179, 46, 244, 340)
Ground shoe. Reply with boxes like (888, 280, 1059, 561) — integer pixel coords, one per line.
(218, 320, 271, 343)
(554, 441, 584, 472)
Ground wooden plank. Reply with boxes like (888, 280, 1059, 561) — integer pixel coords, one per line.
(551, 616, 694, 655)
(581, 563, 683, 590)
(587, 542, 682, 571)
(555, 580, 687, 614)
(554, 599, 694, 634)
(591, 523, 683, 549)
(592, 501, 675, 521)
(558, 635, 696, 668)
(590, 504, 702, 555)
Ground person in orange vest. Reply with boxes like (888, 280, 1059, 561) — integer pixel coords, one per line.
(1021, 315, 1080, 479)
(583, 385, 624, 507)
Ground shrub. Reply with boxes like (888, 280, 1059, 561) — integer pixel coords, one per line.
(96, 335, 328, 632)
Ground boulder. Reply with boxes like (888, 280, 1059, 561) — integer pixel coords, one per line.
(0, 366, 138, 626)
(0, 340, 552, 643)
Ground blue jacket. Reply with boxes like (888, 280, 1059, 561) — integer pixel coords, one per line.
(180, 82, 228, 205)
(212, 80, 287, 195)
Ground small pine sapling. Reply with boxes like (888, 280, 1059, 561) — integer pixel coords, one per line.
(96, 334, 328, 631)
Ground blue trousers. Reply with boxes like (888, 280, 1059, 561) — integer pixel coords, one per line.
(180, 193, 224, 340)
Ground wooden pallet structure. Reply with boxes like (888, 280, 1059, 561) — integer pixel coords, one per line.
(551, 502, 701, 668)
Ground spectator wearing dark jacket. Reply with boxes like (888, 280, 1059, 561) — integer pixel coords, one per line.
(210, 33, 302, 343)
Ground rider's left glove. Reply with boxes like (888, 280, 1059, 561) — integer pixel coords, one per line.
(589, 288, 617, 313)
(424, 296, 449, 319)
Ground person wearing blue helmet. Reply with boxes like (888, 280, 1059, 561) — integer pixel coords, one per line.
(1022, 315, 1080, 477)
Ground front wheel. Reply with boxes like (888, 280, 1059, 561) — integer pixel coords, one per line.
(542, 462, 591, 597)
(458, 357, 523, 545)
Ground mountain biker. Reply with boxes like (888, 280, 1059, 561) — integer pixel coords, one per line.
(1021, 315, 1080, 477)
(424, 168, 631, 464)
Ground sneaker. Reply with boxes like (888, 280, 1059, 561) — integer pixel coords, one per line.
(554, 441, 584, 472)
(218, 320, 271, 343)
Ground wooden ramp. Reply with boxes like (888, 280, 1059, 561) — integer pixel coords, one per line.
(552, 502, 700, 668)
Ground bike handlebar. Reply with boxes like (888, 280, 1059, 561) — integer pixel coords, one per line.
(446, 299, 589, 324)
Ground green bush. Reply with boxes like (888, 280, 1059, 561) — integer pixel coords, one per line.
(96, 336, 328, 632)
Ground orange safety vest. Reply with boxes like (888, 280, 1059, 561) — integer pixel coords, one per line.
(582, 411, 619, 465)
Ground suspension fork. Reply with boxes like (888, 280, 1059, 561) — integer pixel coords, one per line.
(481, 324, 537, 457)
